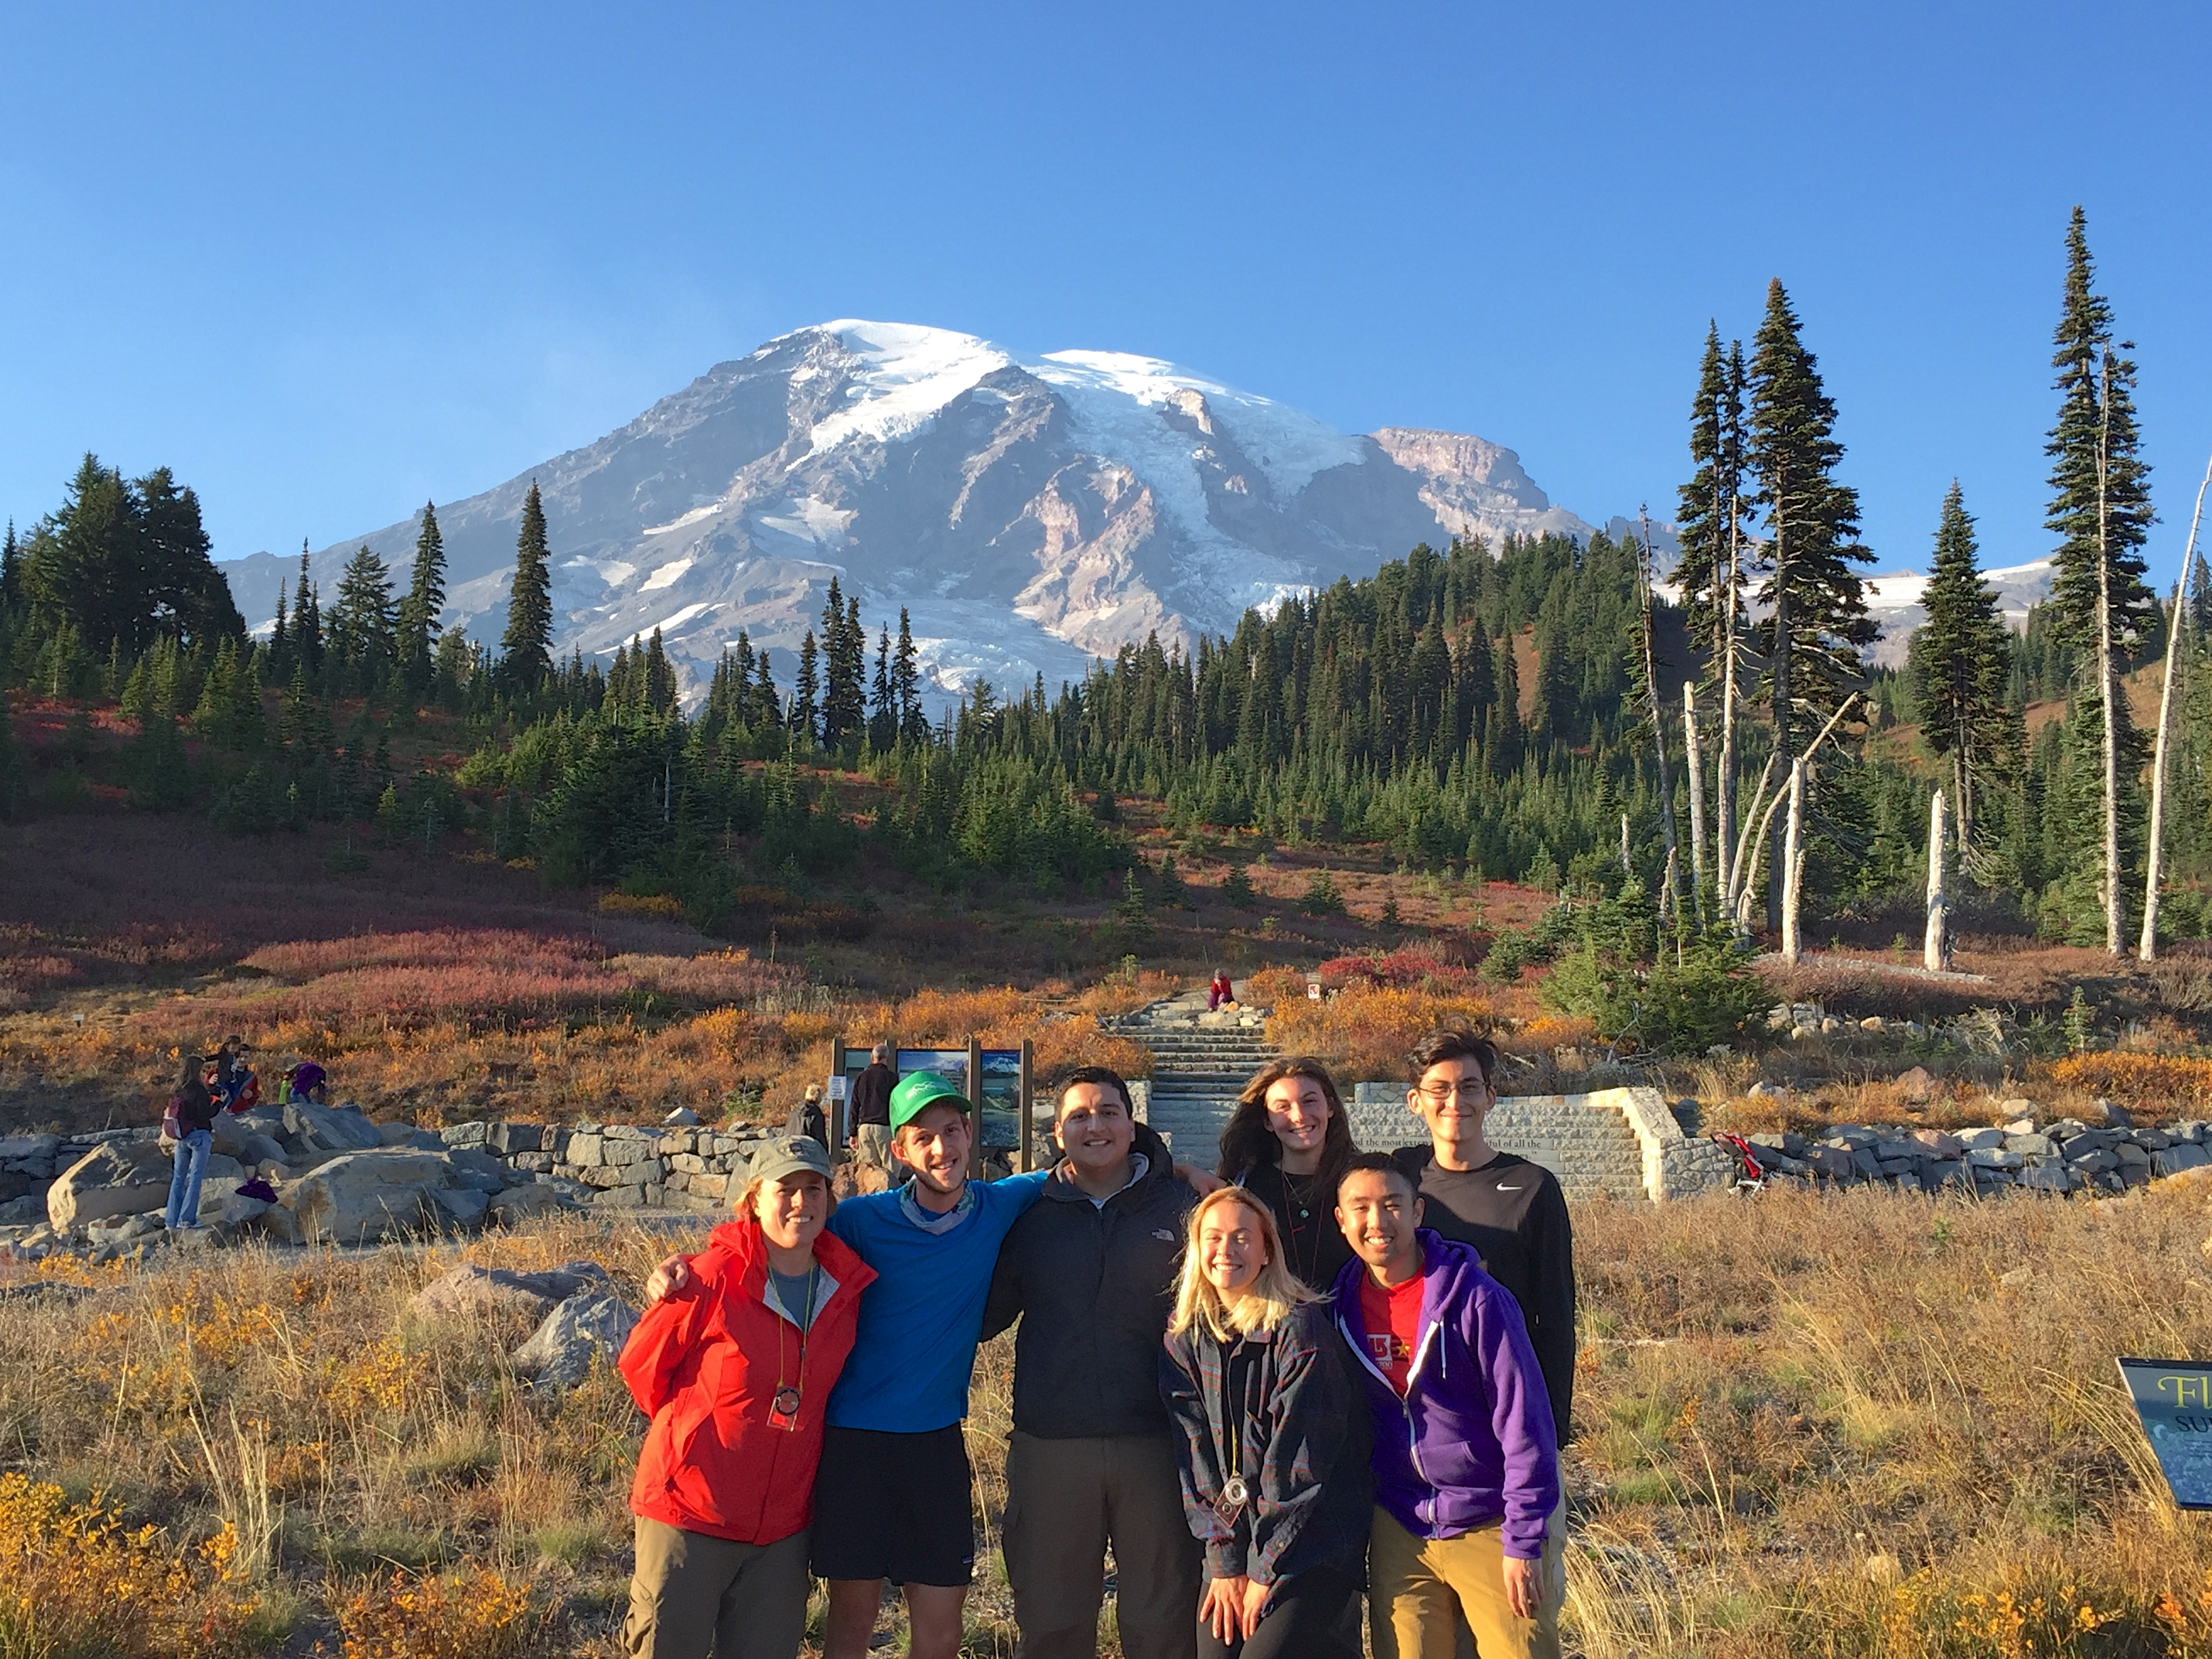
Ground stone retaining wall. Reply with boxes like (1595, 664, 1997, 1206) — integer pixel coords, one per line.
(1343, 1085, 1734, 1202)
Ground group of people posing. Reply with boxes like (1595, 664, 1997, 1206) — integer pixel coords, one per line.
(619, 1027, 1574, 1659)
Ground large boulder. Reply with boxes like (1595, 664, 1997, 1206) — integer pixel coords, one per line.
(48, 1141, 176, 1228)
(410, 1261, 611, 1322)
(489, 1184, 565, 1225)
(512, 1290, 638, 1387)
(280, 1151, 458, 1244)
(284, 1102, 383, 1155)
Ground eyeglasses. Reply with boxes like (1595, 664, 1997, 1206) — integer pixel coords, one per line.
(1416, 1080, 1490, 1105)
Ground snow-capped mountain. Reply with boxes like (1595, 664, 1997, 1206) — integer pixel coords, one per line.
(218, 321, 1603, 702)
(1862, 559, 2057, 667)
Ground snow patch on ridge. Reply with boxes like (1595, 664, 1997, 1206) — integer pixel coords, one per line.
(802, 321, 1012, 455)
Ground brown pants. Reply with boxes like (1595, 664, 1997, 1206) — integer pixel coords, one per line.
(1369, 1507, 1562, 1659)
(1002, 1431, 1200, 1659)
(626, 1516, 813, 1659)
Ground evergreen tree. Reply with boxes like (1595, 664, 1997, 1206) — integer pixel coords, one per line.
(22, 455, 139, 651)
(894, 607, 925, 742)
(291, 546, 325, 682)
(1908, 483, 2020, 856)
(870, 625, 896, 750)
(0, 520, 17, 611)
(280, 662, 333, 759)
(500, 483, 556, 692)
(136, 466, 240, 644)
(396, 501, 446, 694)
(1745, 279, 1875, 922)
(819, 579, 866, 747)
(1675, 328, 1751, 903)
(644, 626, 678, 712)
(2044, 207, 2156, 953)
(329, 545, 396, 690)
(791, 630, 821, 747)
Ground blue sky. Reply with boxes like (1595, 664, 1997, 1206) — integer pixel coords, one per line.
(5, 0, 2211, 587)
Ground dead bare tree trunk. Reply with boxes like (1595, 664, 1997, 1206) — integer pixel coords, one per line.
(1924, 788, 1950, 971)
(1620, 812, 1633, 880)
(1683, 682, 1708, 922)
(1638, 507, 1681, 918)
(1716, 502, 1743, 913)
(1726, 693, 1860, 939)
(2139, 447, 2212, 961)
(1780, 758, 1806, 965)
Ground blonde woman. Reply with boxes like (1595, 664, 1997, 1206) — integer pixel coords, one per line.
(619, 1136, 878, 1659)
(1160, 1188, 1373, 1659)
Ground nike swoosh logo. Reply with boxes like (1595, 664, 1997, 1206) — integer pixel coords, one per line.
(1496, 1183, 1523, 1191)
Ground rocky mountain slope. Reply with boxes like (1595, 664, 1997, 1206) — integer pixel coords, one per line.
(219, 321, 1607, 701)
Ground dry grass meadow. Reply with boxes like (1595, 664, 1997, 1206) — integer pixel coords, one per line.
(0, 1180, 2205, 1658)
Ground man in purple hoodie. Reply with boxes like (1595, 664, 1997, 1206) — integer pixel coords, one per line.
(1330, 1153, 1561, 1659)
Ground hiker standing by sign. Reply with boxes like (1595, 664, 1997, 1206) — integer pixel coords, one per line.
(983, 1065, 1200, 1659)
(846, 1044, 897, 1166)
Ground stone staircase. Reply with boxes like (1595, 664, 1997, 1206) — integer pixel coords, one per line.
(1115, 1002, 1277, 1158)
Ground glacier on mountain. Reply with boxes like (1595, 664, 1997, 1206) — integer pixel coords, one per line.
(218, 320, 1637, 705)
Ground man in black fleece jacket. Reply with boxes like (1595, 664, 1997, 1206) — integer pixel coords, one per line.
(983, 1066, 1200, 1659)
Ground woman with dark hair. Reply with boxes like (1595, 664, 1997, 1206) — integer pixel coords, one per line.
(164, 1054, 220, 1231)
(1215, 1057, 1356, 1292)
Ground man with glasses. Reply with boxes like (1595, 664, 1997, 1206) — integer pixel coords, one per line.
(1391, 1029, 1574, 1620)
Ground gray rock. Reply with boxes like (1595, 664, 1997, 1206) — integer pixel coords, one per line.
(2156, 1143, 2212, 1176)
(2018, 1162, 2081, 1192)
(2004, 1134, 2055, 1157)
(2135, 1129, 2175, 1152)
(512, 1290, 638, 1387)
(2069, 1147, 2120, 1173)
(2003, 1116, 2038, 1136)
(1748, 1131, 1809, 1158)
(602, 1139, 659, 1168)
(490, 1123, 544, 1154)
(1826, 1126, 1880, 1149)
(1966, 1147, 2025, 1170)
(441, 1122, 492, 1149)
(218, 1192, 272, 1227)
(664, 1106, 700, 1126)
(565, 1133, 604, 1169)
(426, 1187, 490, 1228)
(280, 1150, 457, 1244)
(1803, 1145, 1856, 1180)
(0, 1134, 62, 1162)
(48, 1141, 175, 1228)
(1849, 1147, 1883, 1178)
(1957, 1127, 2007, 1151)
(2115, 1142, 2152, 1166)
(489, 1183, 565, 1224)
(411, 1261, 611, 1321)
(1912, 1130, 1964, 1158)
(285, 1102, 383, 1153)
(0, 1193, 47, 1225)
(590, 1183, 651, 1208)
(1875, 1140, 1921, 1162)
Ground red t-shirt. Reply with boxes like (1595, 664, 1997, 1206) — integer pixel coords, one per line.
(1357, 1271, 1424, 1395)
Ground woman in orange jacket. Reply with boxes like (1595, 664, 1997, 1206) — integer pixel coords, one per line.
(619, 1134, 876, 1659)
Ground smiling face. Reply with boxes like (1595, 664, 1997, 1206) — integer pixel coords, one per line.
(1197, 1197, 1270, 1300)
(1263, 1074, 1333, 1161)
(1336, 1167, 1422, 1278)
(894, 1102, 972, 1195)
(752, 1171, 830, 1253)
(1055, 1080, 1134, 1178)
(1410, 1056, 1494, 1139)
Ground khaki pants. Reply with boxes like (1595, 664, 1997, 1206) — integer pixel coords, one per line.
(1003, 1431, 1200, 1659)
(1369, 1507, 1561, 1659)
(626, 1516, 812, 1659)
(853, 1123, 891, 1168)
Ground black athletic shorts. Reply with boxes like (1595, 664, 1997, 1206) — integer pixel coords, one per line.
(811, 1424, 976, 1587)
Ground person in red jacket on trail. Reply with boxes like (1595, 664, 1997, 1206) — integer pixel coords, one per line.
(619, 1134, 878, 1659)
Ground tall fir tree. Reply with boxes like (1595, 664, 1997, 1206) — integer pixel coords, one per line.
(329, 545, 396, 691)
(894, 607, 926, 742)
(1746, 279, 1875, 922)
(2044, 206, 2156, 953)
(501, 483, 555, 692)
(1675, 328, 1751, 905)
(396, 502, 446, 694)
(0, 520, 17, 611)
(643, 626, 677, 712)
(791, 630, 821, 747)
(1908, 483, 2021, 857)
(870, 624, 895, 750)
(291, 545, 325, 681)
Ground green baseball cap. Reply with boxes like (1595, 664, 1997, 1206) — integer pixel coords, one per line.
(888, 1069, 970, 1132)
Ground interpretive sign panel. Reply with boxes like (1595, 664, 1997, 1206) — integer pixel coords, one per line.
(2117, 1357, 2212, 1509)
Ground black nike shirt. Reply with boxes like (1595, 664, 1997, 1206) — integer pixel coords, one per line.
(1390, 1145, 1576, 1441)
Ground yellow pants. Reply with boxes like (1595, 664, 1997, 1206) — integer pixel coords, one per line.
(1368, 1507, 1561, 1659)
